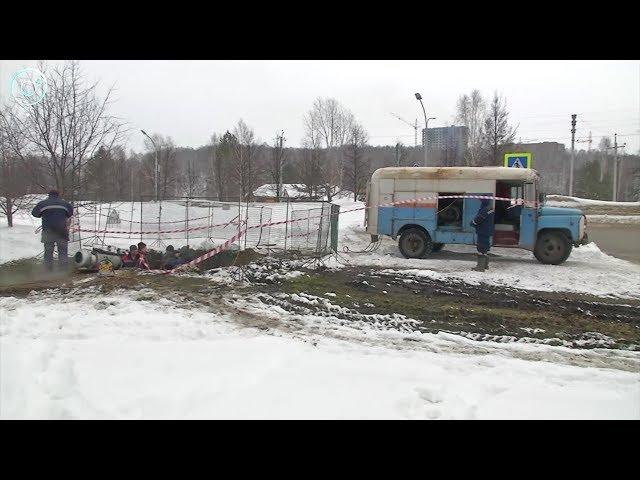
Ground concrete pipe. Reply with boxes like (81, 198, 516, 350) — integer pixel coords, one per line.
(74, 248, 123, 271)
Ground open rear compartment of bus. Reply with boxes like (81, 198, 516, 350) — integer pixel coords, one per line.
(493, 181, 522, 246)
(437, 193, 463, 228)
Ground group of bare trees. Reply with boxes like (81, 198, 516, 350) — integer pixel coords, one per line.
(1, 61, 126, 198)
(455, 89, 517, 166)
(1, 62, 376, 229)
(0, 61, 128, 225)
(301, 97, 371, 201)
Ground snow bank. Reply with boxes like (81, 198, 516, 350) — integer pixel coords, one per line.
(586, 215, 640, 225)
(1, 293, 638, 419)
(547, 195, 640, 208)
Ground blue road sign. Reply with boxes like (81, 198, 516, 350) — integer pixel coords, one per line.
(504, 153, 532, 168)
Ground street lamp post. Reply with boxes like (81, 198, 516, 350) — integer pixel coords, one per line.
(415, 93, 435, 167)
(141, 129, 159, 202)
(425, 116, 436, 166)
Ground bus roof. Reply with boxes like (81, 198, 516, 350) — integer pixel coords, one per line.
(371, 166, 539, 182)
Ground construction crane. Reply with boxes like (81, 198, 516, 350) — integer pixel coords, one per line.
(391, 112, 420, 147)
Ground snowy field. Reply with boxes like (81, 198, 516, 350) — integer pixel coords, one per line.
(1, 197, 639, 419)
(1, 293, 638, 419)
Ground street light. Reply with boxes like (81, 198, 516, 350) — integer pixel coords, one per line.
(415, 93, 433, 166)
(140, 129, 159, 202)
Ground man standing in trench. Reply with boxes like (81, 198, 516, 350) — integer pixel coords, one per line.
(471, 198, 495, 272)
(32, 190, 74, 272)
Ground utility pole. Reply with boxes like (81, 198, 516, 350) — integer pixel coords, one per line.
(608, 133, 627, 202)
(395, 142, 400, 166)
(569, 114, 576, 196)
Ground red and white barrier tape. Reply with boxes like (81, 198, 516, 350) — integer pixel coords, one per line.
(68, 194, 531, 236)
(96, 213, 212, 225)
(69, 219, 242, 235)
(78, 193, 534, 275)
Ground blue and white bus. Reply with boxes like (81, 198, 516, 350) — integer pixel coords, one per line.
(365, 167, 588, 265)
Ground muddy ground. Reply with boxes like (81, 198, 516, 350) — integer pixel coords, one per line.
(1, 256, 639, 351)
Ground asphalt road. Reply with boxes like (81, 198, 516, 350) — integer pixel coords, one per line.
(587, 224, 640, 264)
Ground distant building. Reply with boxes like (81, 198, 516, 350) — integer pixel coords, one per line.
(422, 126, 469, 166)
(253, 184, 309, 202)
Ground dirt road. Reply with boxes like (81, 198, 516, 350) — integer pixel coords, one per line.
(587, 224, 640, 264)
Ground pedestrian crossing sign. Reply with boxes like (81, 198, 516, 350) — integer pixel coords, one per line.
(504, 153, 532, 168)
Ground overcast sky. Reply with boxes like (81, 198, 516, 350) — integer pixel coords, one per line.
(1, 60, 638, 155)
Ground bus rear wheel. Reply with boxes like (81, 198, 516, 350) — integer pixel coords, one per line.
(398, 228, 433, 259)
(534, 231, 572, 265)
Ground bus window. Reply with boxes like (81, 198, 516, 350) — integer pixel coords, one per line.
(524, 182, 535, 206)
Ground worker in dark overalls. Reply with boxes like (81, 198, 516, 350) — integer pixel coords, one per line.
(31, 190, 74, 272)
(470, 198, 495, 272)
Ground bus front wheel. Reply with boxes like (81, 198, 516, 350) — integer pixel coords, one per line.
(534, 231, 572, 265)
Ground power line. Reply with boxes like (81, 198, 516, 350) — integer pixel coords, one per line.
(516, 108, 638, 119)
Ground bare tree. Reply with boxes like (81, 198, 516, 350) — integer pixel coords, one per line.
(179, 159, 206, 197)
(267, 131, 288, 201)
(84, 145, 116, 201)
(232, 119, 260, 201)
(295, 147, 324, 200)
(142, 134, 178, 199)
(2, 61, 125, 200)
(481, 92, 517, 165)
(214, 131, 237, 200)
(342, 123, 370, 201)
(598, 137, 612, 151)
(303, 97, 355, 200)
(0, 106, 32, 226)
(455, 89, 486, 166)
(205, 134, 220, 198)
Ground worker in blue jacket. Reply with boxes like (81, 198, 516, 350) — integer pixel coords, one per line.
(470, 198, 495, 272)
(32, 190, 74, 271)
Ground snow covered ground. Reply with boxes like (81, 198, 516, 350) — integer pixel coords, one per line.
(1, 197, 639, 419)
(2, 198, 640, 298)
(586, 215, 640, 225)
(0, 212, 45, 264)
(546, 195, 640, 208)
(333, 199, 640, 300)
(1, 293, 638, 419)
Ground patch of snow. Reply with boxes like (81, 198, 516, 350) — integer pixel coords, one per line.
(1, 293, 638, 419)
(546, 195, 640, 208)
(586, 215, 640, 225)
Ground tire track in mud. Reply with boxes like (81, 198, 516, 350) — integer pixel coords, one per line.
(225, 290, 640, 373)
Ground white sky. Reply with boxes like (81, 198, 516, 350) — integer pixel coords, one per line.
(1, 60, 639, 154)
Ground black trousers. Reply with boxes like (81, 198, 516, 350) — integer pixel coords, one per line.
(476, 235, 491, 255)
(41, 228, 69, 271)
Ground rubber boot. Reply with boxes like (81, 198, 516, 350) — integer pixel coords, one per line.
(485, 254, 489, 270)
(472, 254, 486, 272)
